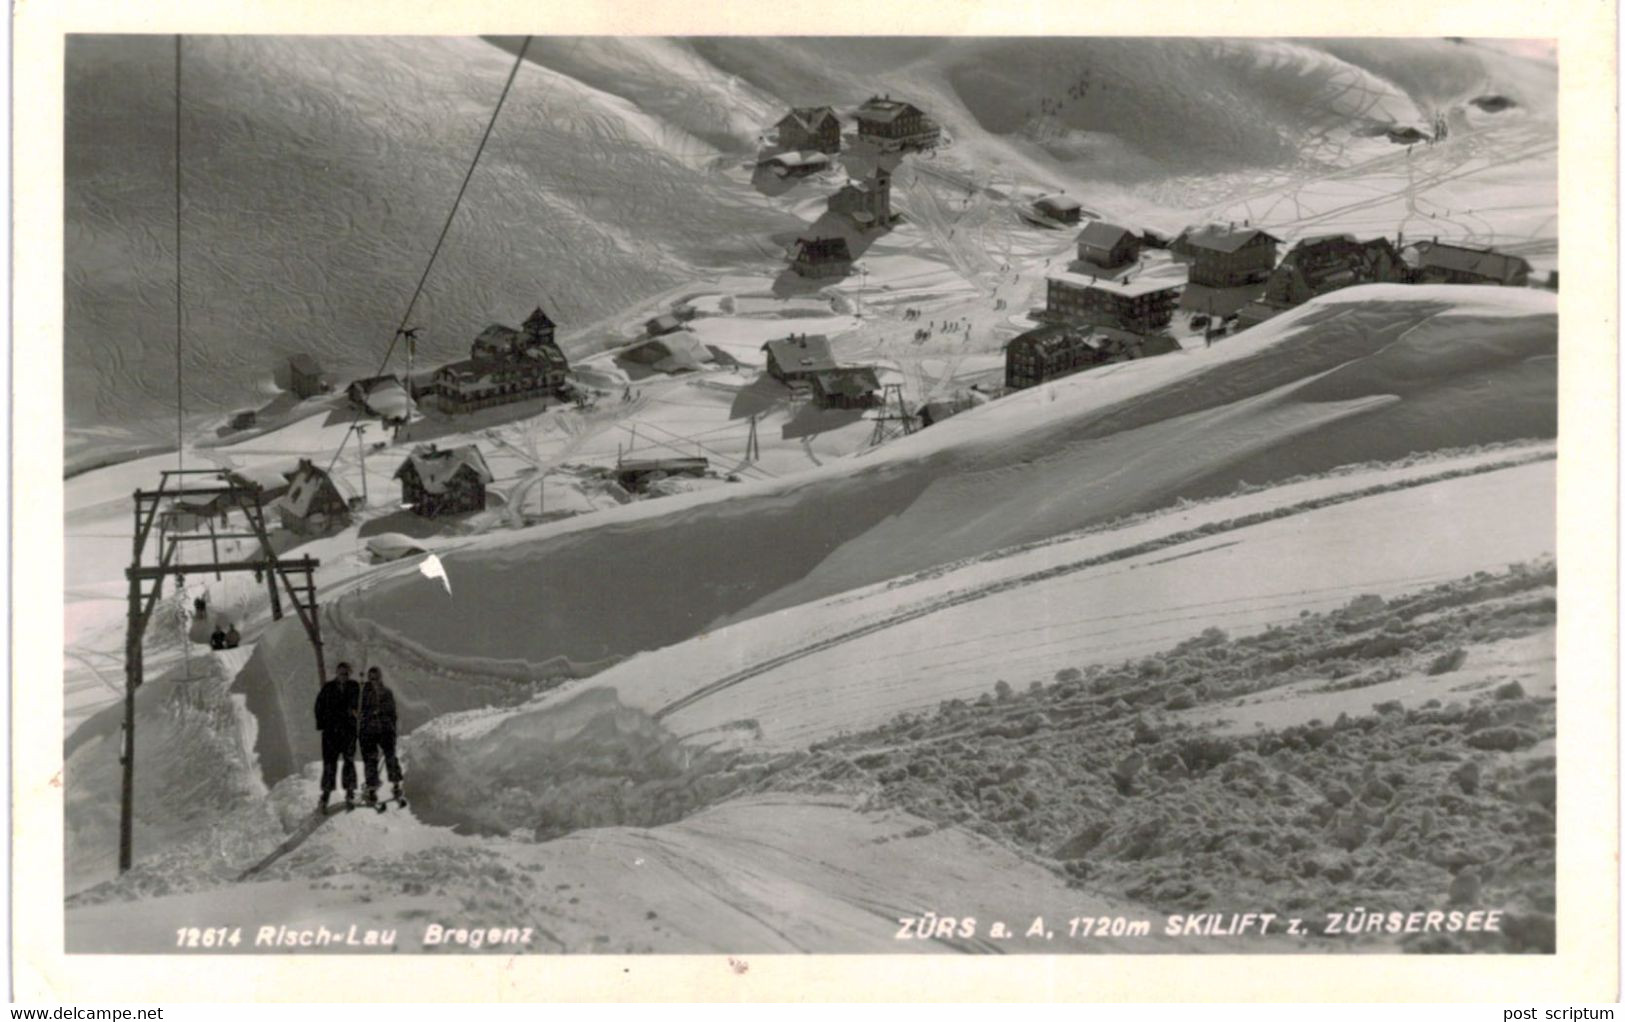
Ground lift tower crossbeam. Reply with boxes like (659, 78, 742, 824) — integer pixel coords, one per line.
(119, 473, 325, 872)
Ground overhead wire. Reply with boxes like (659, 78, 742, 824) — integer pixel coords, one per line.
(320, 35, 536, 483)
(174, 35, 185, 481)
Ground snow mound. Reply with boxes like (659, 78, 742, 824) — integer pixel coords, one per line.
(65, 651, 265, 893)
(406, 687, 751, 838)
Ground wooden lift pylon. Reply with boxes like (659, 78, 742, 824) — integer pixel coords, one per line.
(119, 469, 326, 873)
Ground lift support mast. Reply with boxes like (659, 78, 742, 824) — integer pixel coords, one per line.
(120, 469, 326, 872)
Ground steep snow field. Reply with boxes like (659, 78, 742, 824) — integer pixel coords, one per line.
(404, 454, 1552, 796)
(338, 287, 1553, 685)
(66, 36, 1554, 448)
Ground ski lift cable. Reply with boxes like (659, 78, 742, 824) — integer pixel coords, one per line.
(174, 36, 185, 484)
(319, 35, 536, 483)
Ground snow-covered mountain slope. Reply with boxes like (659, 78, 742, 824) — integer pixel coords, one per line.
(67, 459, 1550, 938)
(66, 36, 1554, 445)
(399, 451, 1552, 801)
(330, 286, 1552, 688)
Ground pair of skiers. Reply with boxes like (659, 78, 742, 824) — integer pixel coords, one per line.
(209, 622, 240, 650)
(314, 661, 403, 811)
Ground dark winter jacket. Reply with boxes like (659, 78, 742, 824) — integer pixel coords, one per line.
(358, 682, 399, 737)
(314, 678, 361, 735)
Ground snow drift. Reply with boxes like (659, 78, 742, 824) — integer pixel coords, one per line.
(339, 286, 1554, 680)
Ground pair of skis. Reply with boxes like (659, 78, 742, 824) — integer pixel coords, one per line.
(323, 787, 407, 815)
(237, 787, 407, 879)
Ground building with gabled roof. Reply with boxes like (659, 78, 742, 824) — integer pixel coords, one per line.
(1005, 324, 1103, 391)
(774, 106, 842, 154)
(347, 375, 416, 424)
(646, 313, 683, 337)
(761, 150, 831, 178)
(853, 95, 941, 151)
(828, 167, 895, 229)
(223, 463, 294, 505)
(1077, 221, 1140, 268)
(433, 356, 562, 413)
(1410, 240, 1531, 286)
(522, 306, 557, 344)
(288, 354, 330, 398)
(620, 331, 716, 375)
(810, 366, 882, 409)
(1172, 224, 1282, 287)
(761, 333, 837, 383)
(276, 458, 352, 534)
(787, 236, 853, 279)
(439, 306, 570, 413)
(394, 444, 493, 518)
(1033, 194, 1083, 225)
(1257, 234, 1407, 311)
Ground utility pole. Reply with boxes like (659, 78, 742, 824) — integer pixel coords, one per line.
(354, 424, 369, 506)
(745, 413, 760, 462)
(397, 326, 420, 439)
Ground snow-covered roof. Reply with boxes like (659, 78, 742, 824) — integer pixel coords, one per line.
(1078, 220, 1134, 250)
(288, 353, 323, 375)
(349, 375, 415, 421)
(789, 237, 852, 264)
(1048, 269, 1185, 297)
(767, 151, 830, 169)
(856, 96, 923, 123)
(762, 334, 836, 373)
(813, 366, 881, 399)
(778, 106, 838, 131)
(523, 344, 570, 368)
(1007, 324, 1100, 355)
(1037, 195, 1082, 212)
(281, 460, 350, 518)
(475, 324, 520, 348)
(226, 462, 296, 495)
(395, 444, 493, 494)
(1416, 241, 1530, 281)
(1177, 224, 1281, 254)
(624, 332, 716, 374)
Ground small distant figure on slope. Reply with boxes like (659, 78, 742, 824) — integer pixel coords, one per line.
(210, 623, 227, 650)
(358, 665, 405, 806)
(314, 661, 361, 811)
(224, 623, 241, 649)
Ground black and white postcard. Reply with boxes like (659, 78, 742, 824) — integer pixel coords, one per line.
(14, 0, 1618, 1003)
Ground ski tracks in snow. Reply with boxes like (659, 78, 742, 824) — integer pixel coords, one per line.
(653, 456, 1548, 726)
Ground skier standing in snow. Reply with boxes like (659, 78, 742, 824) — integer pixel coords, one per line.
(314, 661, 361, 811)
(358, 665, 404, 805)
